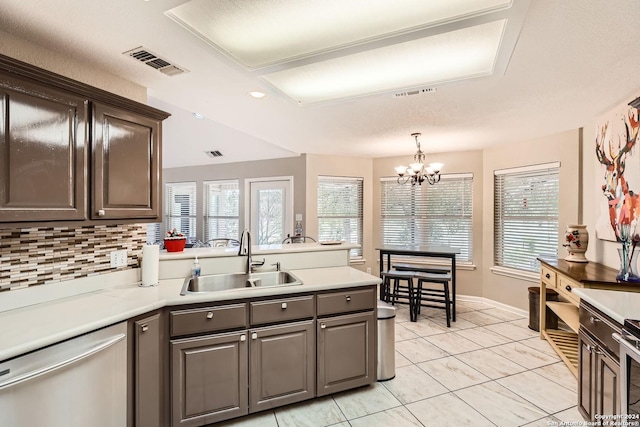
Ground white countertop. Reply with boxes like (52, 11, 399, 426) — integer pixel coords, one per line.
(572, 287, 640, 324)
(159, 242, 358, 260)
(0, 266, 380, 362)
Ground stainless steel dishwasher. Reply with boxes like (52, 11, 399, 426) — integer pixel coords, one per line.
(0, 322, 127, 427)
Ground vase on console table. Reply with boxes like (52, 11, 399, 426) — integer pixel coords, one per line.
(563, 224, 588, 263)
(616, 238, 640, 282)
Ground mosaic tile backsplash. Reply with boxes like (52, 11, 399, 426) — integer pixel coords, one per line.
(0, 224, 147, 291)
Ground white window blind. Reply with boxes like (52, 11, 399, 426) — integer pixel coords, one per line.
(165, 182, 196, 240)
(494, 163, 559, 273)
(380, 174, 473, 263)
(146, 223, 161, 244)
(317, 176, 363, 258)
(204, 180, 239, 242)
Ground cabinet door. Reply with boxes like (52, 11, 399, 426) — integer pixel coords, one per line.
(249, 320, 315, 412)
(134, 313, 163, 427)
(171, 332, 248, 427)
(316, 311, 375, 396)
(578, 331, 595, 420)
(595, 350, 620, 418)
(92, 102, 160, 220)
(0, 72, 88, 222)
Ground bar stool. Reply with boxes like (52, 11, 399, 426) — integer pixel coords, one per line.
(413, 272, 452, 327)
(380, 270, 417, 320)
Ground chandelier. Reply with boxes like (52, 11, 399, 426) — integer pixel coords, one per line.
(395, 133, 443, 185)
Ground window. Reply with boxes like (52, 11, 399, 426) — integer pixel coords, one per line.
(248, 178, 293, 245)
(317, 176, 364, 258)
(165, 182, 196, 240)
(146, 223, 161, 244)
(204, 180, 239, 241)
(380, 174, 473, 263)
(494, 163, 559, 273)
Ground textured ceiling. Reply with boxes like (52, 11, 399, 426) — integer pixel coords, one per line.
(0, 0, 638, 168)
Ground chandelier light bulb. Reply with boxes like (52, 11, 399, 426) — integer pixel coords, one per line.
(395, 133, 443, 186)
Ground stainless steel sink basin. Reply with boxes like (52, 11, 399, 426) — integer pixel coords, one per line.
(180, 271, 302, 295)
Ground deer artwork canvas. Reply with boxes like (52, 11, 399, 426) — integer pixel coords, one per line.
(595, 101, 640, 243)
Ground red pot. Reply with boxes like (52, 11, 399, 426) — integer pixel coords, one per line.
(164, 238, 186, 252)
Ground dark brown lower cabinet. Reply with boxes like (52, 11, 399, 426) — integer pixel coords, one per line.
(171, 332, 248, 427)
(249, 321, 315, 412)
(316, 311, 376, 396)
(132, 312, 163, 427)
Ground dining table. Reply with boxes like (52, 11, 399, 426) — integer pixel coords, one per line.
(376, 245, 460, 321)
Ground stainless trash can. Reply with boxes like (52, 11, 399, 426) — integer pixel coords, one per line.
(377, 300, 396, 381)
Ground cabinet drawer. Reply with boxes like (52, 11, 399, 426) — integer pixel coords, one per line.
(580, 303, 622, 358)
(317, 288, 375, 317)
(250, 296, 314, 326)
(541, 266, 557, 288)
(170, 303, 247, 337)
(557, 276, 581, 305)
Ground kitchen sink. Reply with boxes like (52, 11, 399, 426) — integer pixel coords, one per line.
(180, 271, 302, 295)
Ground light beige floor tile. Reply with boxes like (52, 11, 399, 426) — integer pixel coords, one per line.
(216, 411, 278, 426)
(479, 307, 525, 321)
(552, 406, 585, 423)
(333, 382, 402, 419)
(455, 348, 527, 379)
(427, 315, 479, 331)
(457, 310, 503, 326)
(485, 321, 539, 341)
(400, 318, 449, 337)
(327, 423, 350, 427)
(454, 381, 547, 427)
(394, 306, 412, 323)
(395, 337, 450, 364)
(395, 350, 413, 368)
(395, 323, 419, 342)
(521, 416, 560, 426)
(382, 364, 448, 404)
(508, 318, 541, 336)
(455, 326, 513, 347)
(417, 356, 490, 391)
(274, 396, 346, 427)
(406, 392, 495, 427)
(424, 332, 482, 355)
(519, 336, 560, 357)
(488, 342, 559, 369)
(497, 370, 577, 413)
(532, 362, 578, 393)
(348, 406, 422, 427)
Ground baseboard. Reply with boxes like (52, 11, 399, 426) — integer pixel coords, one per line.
(456, 294, 528, 318)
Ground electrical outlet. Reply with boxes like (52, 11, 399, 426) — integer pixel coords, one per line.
(110, 250, 127, 268)
(366, 267, 371, 274)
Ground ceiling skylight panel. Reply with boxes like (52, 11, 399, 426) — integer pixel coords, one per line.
(165, 0, 512, 69)
(261, 20, 506, 105)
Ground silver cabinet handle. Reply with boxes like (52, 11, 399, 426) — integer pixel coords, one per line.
(0, 333, 125, 390)
(281, 302, 287, 309)
(240, 335, 246, 342)
(98, 209, 105, 216)
(206, 311, 214, 319)
(586, 344, 604, 355)
(141, 324, 149, 332)
(251, 332, 258, 340)
(589, 316, 601, 324)
(346, 295, 351, 302)
(320, 323, 326, 329)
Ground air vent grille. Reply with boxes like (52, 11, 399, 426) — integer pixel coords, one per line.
(123, 46, 189, 76)
(206, 150, 223, 158)
(393, 87, 437, 98)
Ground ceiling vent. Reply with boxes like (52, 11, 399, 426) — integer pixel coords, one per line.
(393, 87, 437, 98)
(205, 150, 223, 158)
(123, 46, 189, 76)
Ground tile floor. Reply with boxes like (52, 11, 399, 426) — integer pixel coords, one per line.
(218, 299, 585, 427)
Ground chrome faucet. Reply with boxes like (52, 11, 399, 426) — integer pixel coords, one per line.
(238, 229, 264, 274)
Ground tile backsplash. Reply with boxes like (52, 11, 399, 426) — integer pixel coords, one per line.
(0, 224, 147, 291)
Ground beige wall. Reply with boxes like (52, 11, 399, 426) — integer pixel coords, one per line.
(0, 29, 146, 102)
(481, 129, 581, 309)
(305, 154, 374, 272)
(163, 155, 307, 242)
(372, 150, 485, 298)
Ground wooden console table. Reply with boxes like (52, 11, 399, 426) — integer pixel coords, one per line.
(538, 257, 640, 377)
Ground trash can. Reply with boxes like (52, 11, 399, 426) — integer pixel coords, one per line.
(528, 287, 559, 331)
(377, 300, 396, 381)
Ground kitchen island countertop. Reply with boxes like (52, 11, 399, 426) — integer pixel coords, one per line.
(572, 287, 640, 324)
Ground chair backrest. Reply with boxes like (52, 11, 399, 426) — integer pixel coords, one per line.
(282, 235, 317, 244)
(207, 238, 240, 248)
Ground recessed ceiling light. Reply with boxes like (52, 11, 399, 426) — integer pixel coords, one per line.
(249, 91, 267, 99)
(193, 112, 204, 119)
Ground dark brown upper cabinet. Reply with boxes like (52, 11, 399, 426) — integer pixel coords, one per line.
(0, 71, 88, 222)
(92, 103, 161, 220)
(0, 54, 169, 227)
